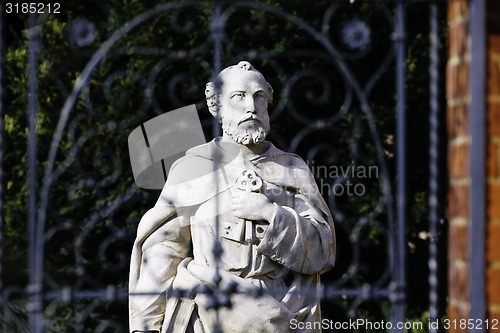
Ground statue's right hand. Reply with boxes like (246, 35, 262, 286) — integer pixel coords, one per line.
(231, 189, 275, 222)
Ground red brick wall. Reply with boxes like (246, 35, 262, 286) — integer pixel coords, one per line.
(447, 2, 471, 328)
(487, 34, 500, 324)
(447, 1, 500, 329)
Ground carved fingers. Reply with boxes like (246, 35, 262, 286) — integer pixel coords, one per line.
(231, 189, 274, 222)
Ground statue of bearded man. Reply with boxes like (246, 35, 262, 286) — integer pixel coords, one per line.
(129, 61, 336, 333)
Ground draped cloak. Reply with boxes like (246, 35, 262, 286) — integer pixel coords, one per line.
(129, 139, 336, 333)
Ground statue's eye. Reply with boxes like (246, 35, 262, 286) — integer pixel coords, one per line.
(254, 92, 266, 100)
(231, 92, 245, 99)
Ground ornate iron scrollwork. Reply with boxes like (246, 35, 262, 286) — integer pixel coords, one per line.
(1, 1, 417, 331)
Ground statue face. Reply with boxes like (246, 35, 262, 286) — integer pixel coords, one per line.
(219, 71, 271, 145)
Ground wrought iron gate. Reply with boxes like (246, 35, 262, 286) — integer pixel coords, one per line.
(0, 0, 448, 331)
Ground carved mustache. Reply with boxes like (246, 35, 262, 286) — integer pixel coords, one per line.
(238, 115, 260, 125)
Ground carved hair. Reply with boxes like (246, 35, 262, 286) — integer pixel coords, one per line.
(205, 61, 274, 120)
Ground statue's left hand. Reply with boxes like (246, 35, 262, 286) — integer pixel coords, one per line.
(231, 189, 276, 222)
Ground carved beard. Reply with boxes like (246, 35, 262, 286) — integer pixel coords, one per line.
(222, 114, 270, 145)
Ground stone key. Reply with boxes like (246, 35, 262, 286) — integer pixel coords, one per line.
(236, 169, 263, 193)
(235, 169, 263, 243)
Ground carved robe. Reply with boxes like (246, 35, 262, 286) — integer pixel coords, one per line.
(129, 139, 336, 333)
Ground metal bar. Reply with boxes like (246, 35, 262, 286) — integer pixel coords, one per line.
(27, 12, 42, 333)
(428, 3, 440, 330)
(211, 3, 223, 333)
(0, 4, 4, 326)
(212, 3, 222, 141)
(468, 0, 486, 328)
(43, 285, 399, 301)
(393, 0, 407, 329)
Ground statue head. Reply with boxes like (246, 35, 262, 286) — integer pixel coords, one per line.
(205, 61, 274, 145)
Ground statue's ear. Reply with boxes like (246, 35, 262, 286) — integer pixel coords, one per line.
(267, 82, 274, 104)
(205, 82, 219, 120)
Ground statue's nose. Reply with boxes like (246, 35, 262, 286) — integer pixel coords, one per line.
(245, 96, 256, 114)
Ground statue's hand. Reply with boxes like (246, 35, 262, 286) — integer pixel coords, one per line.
(231, 189, 276, 222)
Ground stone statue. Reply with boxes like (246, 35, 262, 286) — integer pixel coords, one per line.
(129, 61, 336, 333)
